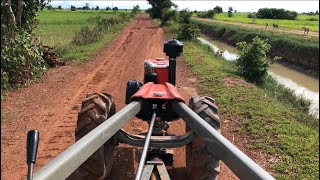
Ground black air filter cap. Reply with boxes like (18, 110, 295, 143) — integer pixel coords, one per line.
(163, 39, 183, 58)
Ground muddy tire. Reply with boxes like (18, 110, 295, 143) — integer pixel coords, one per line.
(67, 93, 116, 180)
(186, 96, 221, 180)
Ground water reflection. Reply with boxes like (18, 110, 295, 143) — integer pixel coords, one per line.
(198, 36, 319, 118)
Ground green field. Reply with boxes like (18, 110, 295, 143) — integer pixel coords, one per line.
(35, 10, 119, 47)
(194, 12, 319, 32)
(34, 10, 130, 60)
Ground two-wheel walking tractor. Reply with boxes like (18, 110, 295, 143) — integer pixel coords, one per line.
(26, 39, 275, 180)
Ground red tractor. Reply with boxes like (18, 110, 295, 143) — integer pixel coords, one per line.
(26, 39, 275, 180)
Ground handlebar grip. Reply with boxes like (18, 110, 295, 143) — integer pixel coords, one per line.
(27, 130, 39, 164)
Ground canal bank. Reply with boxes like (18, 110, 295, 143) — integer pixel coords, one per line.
(181, 40, 318, 179)
(192, 19, 319, 78)
(198, 36, 319, 118)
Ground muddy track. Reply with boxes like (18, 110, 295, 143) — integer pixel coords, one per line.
(1, 14, 272, 180)
(193, 17, 319, 38)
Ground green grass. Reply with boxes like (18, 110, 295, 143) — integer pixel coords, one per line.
(34, 10, 130, 61)
(182, 40, 318, 179)
(35, 10, 119, 47)
(194, 13, 319, 32)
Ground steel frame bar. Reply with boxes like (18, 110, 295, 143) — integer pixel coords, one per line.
(173, 101, 275, 180)
(31, 101, 141, 180)
(117, 129, 194, 148)
(135, 112, 157, 180)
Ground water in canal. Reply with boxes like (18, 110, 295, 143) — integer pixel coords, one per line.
(198, 36, 319, 118)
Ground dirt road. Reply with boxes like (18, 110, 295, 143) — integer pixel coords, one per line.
(193, 17, 319, 38)
(1, 14, 271, 180)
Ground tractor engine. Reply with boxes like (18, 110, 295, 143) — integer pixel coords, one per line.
(144, 58, 169, 84)
(125, 39, 184, 121)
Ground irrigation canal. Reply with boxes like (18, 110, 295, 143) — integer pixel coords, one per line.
(198, 36, 319, 118)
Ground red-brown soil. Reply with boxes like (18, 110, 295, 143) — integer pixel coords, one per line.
(1, 14, 272, 180)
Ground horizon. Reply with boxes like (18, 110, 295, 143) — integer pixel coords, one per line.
(49, 1, 319, 13)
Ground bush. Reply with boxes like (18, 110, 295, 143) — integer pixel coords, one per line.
(196, 10, 215, 19)
(247, 13, 254, 18)
(236, 36, 270, 83)
(175, 10, 200, 40)
(71, 6, 76, 11)
(257, 8, 298, 20)
(161, 9, 177, 26)
(72, 15, 130, 45)
(1, 32, 47, 89)
(177, 23, 200, 40)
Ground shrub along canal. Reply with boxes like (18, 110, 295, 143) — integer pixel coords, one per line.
(198, 35, 319, 118)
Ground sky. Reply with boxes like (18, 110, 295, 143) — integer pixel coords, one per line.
(49, 1, 319, 13)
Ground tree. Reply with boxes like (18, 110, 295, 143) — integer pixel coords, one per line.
(228, 6, 233, 17)
(316, 10, 319, 15)
(131, 5, 140, 16)
(83, 3, 89, 10)
(146, 0, 176, 19)
(71, 5, 76, 11)
(112, 7, 118, 11)
(47, 5, 53, 10)
(256, 8, 298, 20)
(106, 6, 111, 10)
(3, 0, 47, 30)
(58, 5, 62, 10)
(213, 6, 223, 13)
(161, 8, 177, 25)
(95, 6, 99, 10)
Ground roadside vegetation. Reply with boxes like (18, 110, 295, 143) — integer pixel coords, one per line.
(192, 19, 319, 77)
(195, 12, 319, 32)
(2, 0, 47, 92)
(145, 0, 319, 178)
(2, 5, 139, 93)
(182, 40, 318, 179)
(35, 10, 134, 61)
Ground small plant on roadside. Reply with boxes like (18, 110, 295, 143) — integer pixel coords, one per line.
(236, 36, 271, 83)
(176, 10, 200, 40)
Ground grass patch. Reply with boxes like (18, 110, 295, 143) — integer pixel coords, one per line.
(34, 10, 119, 47)
(195, 13, 319, 32)
(192, 19, 319, 77)
(34, 10, 131, 61)
(182, 40, 319, 179)
(1, 112, 5, 122)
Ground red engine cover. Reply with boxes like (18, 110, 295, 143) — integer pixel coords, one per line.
(131, 82, 185, 102)
(144, 58, 169, 84)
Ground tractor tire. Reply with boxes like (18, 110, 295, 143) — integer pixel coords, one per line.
(67, 93, 116, 180)
(186, 96, 221, 180)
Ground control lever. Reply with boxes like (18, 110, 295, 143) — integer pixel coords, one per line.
(26, 130, 39, 180)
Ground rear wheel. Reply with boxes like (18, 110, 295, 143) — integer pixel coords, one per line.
(67, 93, 116, 180)
(186, 96, 221, 180)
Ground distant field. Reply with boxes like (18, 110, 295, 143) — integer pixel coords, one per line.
(195, 13, 319, 32)
(34, 10, 120, 48)
(34, 10, 132, 60)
